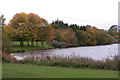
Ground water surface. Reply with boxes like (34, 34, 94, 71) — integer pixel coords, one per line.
(10, 44, 119, 60)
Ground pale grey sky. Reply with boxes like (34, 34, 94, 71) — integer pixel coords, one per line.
(0, 0, 119, 30)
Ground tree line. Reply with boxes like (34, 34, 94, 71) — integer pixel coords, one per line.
(51, 20, 118, 47)
(4, 12, 54, 47)
(3, 12, 119, 49)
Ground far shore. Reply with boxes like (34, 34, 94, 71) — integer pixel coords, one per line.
(11, 43, 119, 53)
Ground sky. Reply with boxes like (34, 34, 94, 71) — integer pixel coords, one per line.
(0, 0, 119, 30)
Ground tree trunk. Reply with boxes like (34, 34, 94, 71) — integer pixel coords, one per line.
(36, 41, 38, 47)
(47, 42, 49, 47)
(20, 40, 24, 47)
(48, 41, 52, 47)
(31, 39, 34, 47)
(41, 41, 44, 47)
(27, 41, 30, 46)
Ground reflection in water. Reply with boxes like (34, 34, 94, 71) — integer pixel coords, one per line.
(10, 44, 118, 61)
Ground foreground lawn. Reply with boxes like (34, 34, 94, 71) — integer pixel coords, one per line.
(2, 63, 118, 78)
(12, 41, 54, 52)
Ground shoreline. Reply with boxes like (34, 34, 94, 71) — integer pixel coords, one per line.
(11, 43, 119, 53)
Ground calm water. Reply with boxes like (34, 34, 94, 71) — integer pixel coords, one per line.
(10, 44, 119, 60)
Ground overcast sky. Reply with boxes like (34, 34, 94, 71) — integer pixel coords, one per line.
(0, 0, 119, 30)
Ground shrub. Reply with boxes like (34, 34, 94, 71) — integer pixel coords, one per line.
(2, 30, 12, 53)
(2, 53, 17, 63)
(52, 41, 68, 48)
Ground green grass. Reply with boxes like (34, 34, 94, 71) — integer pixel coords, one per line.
(2, 63, 118, 78)
(12, 41, 54, 52)
(12, 41, 48, 46)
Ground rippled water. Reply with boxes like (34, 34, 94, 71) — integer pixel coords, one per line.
(10, 44, 119, 60)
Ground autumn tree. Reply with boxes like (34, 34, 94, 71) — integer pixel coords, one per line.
(63, 27, 78, 46)
(54, 27, 78, 46)
(4, 12, 27, 47)
(27, 13, 42, 47)
(27, 14, 55, 47)
(4, 12, 55, 47)
(95, 29, 115, 45)
(108, 26, 118, 42)
(76, 31, 89, 46)
(38, 23, 55, 47)
(86, 26, 97, 45)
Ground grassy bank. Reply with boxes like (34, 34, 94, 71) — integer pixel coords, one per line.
(2, 63, 118, 78)
(17, 54, 118, 70)
(12, 41, 54, 52)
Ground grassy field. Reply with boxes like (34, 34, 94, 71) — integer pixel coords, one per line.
(12, 41, 54, 52)
(12, 41, 48, 46)
(2, 63, 118, 78)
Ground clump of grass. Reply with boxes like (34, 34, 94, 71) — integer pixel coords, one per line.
(17, 54, 119, 70)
